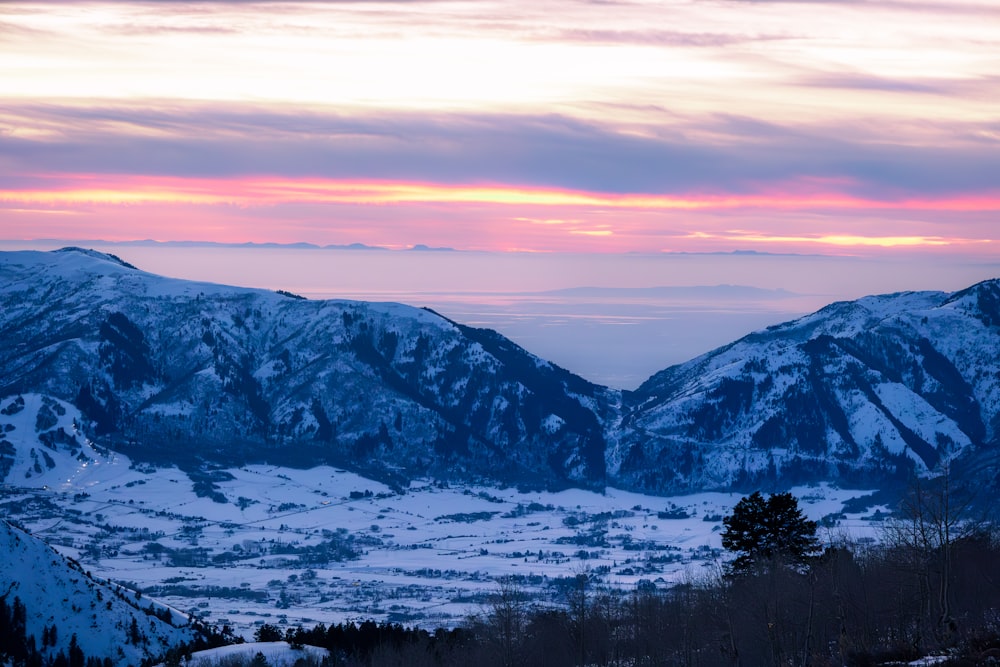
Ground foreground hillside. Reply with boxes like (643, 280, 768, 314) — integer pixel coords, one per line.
(0, 519, 202, 666)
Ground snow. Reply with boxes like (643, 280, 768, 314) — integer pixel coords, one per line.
(874, 382, 972, 462)
(0, 394, 112, 489)
(1, 248, 995, 646)
(1, 390, 886, 635)
(177, 642, 329, 667)
(0, 519, 197, 666)
(541, 414, 565, 434)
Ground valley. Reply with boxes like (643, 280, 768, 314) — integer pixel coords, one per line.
(1, 396, 884, 637)
(1, 247, 996, 662)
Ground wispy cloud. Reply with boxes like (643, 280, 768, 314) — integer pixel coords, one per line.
(3, 103, 999, 199)
(533, 28, 783, 48)
(6, 173, 997, 212)
(0, 0, 997, 254)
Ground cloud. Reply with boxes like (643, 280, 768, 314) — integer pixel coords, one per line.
(534, 28, 783, 48)
(10, 0, 451, 3)
(0, 20, 52, 38)
(794, 72, 1000, 98)
(2, 103, 999, 201)
(713, 0, 992, 9)
(796, 73, 952, 95)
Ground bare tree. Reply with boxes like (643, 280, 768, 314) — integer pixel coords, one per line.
(882, 464, 984, 648)
(487, 576, 527, 667)
(567, 566, 590, 667)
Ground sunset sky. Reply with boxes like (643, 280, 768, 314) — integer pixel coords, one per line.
(1, 0, 999, 254)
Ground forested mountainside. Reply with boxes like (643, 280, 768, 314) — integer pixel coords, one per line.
(0, 248, 615, 491)
(2, 248, 998, 495)
(614, 281, 1000, 493)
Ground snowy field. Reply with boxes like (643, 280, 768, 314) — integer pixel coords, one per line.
(1, 394, 889, 638)
(176, 643, 329, 667)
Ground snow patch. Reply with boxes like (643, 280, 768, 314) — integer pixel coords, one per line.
(541, 414, 565, 435)
(180, 642, 329, 667)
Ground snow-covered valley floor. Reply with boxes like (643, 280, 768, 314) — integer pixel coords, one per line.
(2, 394, 888, 638)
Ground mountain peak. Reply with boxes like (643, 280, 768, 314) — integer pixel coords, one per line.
(53, 246, 140, 270)
(1, 248, 998, 496)
(618, 282, 999, 493)
(0, 250, 617, 491)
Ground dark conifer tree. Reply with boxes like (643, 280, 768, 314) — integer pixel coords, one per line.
(52, 650, 69, 667)
(69, 633, 85, 667)
(128, 618, 141, 645)
(721, 491, 821, 574)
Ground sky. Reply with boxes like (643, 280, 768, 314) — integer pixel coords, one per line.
(1, 0, 999, 254)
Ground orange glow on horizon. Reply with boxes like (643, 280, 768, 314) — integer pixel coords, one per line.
(3, 173, 998, 253)
(682, 231, 992, 249)
(5, 174, 1000, 214)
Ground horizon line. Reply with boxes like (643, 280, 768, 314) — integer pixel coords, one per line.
(0, 238, 860, 258)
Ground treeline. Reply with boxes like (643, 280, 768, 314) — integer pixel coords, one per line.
(7, 538, 1000, 666)
(254, 621, 471, 666)
(252, 533, 1000, 666)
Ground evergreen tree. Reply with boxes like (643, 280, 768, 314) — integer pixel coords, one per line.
(254, 624, 283, 643)
(721, 491, 821, 574)
(69, 633, 85, 667)
(52, 650, 69, 667)
(128, 617, 142, 645)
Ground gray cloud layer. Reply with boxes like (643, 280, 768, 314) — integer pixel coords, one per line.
(3, 103, 999, 198)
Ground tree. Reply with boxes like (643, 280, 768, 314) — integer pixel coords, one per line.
(254, 624, 283, 643)
(127, 617, 141, 645)
(882, 465, 984, 648)
(68, 634, 84, 667)
(568, 567, 590, 667)
(487, 576, 527, 667)
(721, 491, 821, 574)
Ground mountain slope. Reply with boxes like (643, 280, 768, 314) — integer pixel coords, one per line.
(0, 519, 200, 665)
(614, 283, 1000, 493)
(0, 248, 616, 491)
(2, 248, 999, 496)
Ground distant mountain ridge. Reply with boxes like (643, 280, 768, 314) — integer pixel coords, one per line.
(1, 248, 998, 495)
(12, 239, 441, 251)
(535, 285, 798, 299)
(0, 248, 613, 491)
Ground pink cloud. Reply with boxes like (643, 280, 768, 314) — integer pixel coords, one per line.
(3, 173, 997, 254)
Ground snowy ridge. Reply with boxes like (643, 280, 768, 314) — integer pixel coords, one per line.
(1, 249, 998, 495)
(0, 249, 615, 491)
(617, 282, 1000, 492)
(0, 394, 114, 488)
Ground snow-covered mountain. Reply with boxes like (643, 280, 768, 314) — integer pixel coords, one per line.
(0, 248, 615, 491)
(1, 248, 998, 496)
(0, 518, 201, 665)
(614, 282, 1000, 493)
